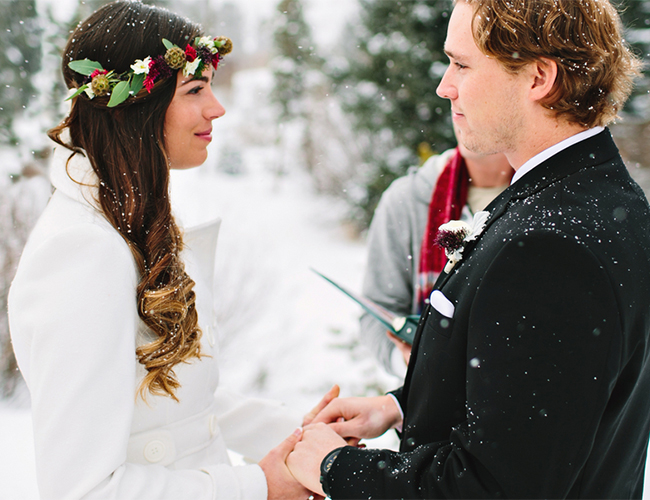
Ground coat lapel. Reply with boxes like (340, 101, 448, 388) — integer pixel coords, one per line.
(433, 128, 619, 291)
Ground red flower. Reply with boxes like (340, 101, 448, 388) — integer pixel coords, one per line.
(185, 44, 197, 62)
(211, 53, 221, 70)
(90, 69, 108, 79)
(143, 65, 159, 93)
(143, 75, 155, 92)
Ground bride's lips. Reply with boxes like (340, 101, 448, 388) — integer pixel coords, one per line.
(195, 129, 212, 142)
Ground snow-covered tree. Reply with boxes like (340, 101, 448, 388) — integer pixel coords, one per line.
(270, 0, 331, 180)
(271, 0, 323, 120)
(0, 0, 42, 146)
(619, 0, 650, 118)
(329, 0, 455, 229)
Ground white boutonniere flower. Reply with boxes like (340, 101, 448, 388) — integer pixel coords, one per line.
(130, 56, 152, 75)
(435, 211, 490, 273)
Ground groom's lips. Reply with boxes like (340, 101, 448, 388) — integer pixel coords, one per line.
(452, 110, 465, 121)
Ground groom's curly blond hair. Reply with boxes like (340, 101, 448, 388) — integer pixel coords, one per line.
(460, 0, 642, 128)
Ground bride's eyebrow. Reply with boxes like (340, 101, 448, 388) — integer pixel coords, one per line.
(180, 76, 209, 87)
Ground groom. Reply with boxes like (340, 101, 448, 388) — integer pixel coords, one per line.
(286, 0, 650, 498)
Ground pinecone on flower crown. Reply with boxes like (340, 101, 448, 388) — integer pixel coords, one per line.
(165, 47, 186, 70)
(215, 36, 233, 56)
(91, 74, 110, 97)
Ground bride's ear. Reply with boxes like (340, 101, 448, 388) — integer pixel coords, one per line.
(528, 57, 558, 103)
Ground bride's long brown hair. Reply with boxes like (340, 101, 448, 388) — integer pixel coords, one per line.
(49, 0, 206, 402)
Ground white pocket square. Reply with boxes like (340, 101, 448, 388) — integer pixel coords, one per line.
(429, 290, 455, 318)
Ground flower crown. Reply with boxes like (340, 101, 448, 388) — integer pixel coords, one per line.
(66, 35, 233, 108)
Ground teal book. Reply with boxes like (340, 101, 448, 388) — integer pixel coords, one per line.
(312, 269, 420, 345)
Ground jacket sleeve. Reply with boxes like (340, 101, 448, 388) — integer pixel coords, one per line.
(214, 388, 301, 462)
(325, 231, 623, 499)
(9, 224, 265, 500)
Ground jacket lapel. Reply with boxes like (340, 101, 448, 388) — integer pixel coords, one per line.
(433, 128, 619, 291)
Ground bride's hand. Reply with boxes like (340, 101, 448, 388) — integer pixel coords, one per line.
(302, 384, 340, 426)
(259, 428, 314, 500)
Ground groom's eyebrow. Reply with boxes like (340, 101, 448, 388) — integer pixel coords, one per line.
(444, 49, 462, 62)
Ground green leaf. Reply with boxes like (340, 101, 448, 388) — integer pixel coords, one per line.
(68, 59, 104, 76)
(162, 38, 175, 50)
(130, 73, 145, 95)
(65, 84, 89, 101)
(107, 81, 130, 108)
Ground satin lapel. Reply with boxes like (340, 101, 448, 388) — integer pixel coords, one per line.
(433, 186, 514, 291)
(432, 128, 619, 292)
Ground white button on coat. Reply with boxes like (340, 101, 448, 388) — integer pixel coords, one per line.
(144, 440, 166, 463)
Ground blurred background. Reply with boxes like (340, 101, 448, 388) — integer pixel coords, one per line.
(0, 0, 648, 496)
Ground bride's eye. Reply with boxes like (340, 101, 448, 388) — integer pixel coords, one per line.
(188, 85, 204, 95)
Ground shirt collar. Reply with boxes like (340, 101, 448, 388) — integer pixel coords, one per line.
(511, 126, 605, 185)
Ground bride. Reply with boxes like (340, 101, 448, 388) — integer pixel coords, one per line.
(7, 1, 333, 498)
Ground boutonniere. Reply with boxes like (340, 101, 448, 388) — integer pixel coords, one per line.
(435, 211, 490, 273)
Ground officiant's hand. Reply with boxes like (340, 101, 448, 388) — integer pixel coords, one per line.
(387, 331, 412, 364)
(310, 395, 403, 441)
(302, 384, 340, 426)
(259, 428, 314, 500)
(287, 423, 347, 496)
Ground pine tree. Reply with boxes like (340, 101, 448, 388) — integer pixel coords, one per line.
(607, 0, 650, 168)
(330, 0, 455, 229)
(271, 0, 324, 120)
(270, 0, 326, 179)
(618, 0, 650, 117)
(0, 0, 42, 146)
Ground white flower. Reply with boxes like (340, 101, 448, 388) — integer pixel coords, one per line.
(130, 56, 152, 75)
(83, 86, 95, 99)
(197, 36, 218, 54)
(438, 210, 490, 273)
(183, 58, 201, 76)
(465, 210, 490, 242)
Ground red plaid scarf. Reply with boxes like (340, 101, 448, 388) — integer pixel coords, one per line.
(416, 148, 469, 312)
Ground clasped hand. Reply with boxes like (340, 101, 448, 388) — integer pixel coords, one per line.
(262, 385, 403, 498)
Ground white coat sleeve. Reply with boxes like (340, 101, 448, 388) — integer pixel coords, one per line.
(8, 223, 265, 500)
(213, 388, 302, 462)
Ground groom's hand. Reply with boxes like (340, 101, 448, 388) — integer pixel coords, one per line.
(259, 428, 314, 500)
(311, 395, 403, 441)
(287, 422, 347, 496)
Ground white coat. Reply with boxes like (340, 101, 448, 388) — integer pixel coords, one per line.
(8, 146, 300, 499)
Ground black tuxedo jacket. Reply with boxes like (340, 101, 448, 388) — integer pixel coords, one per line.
(326, 129, 650, 498)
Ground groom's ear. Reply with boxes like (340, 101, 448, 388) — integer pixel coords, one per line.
(527, 57, 559, 104)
